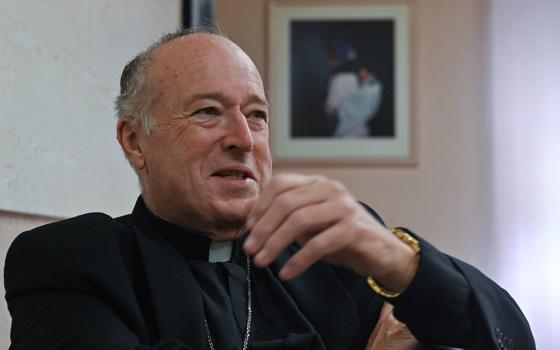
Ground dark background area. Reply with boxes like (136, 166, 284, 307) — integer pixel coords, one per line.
(290, 20, 395, 138)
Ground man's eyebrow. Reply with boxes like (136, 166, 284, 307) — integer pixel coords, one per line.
(249, 94, 270, 107)
(186, 92, 269, 107)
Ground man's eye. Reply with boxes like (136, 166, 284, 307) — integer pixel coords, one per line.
(249, 110, 268, 122)
(195, 107, 221, 116)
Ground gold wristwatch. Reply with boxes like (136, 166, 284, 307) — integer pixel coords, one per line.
(366, 228, 421, 298)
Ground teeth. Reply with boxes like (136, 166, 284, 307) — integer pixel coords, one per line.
(224, 174, 244, 179)
(219, 172, 246, 179)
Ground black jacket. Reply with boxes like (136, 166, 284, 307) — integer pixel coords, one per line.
(4, 199, 535, 349)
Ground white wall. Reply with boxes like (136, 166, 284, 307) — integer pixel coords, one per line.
(0, 0, 181, 345)
(0, 0, 181, 218)
(490, 0, 560, 348)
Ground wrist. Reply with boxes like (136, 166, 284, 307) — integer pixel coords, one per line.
(367, 228, 421, 298)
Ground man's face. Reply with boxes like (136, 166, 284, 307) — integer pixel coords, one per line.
(357, 67, 373, 84)
(137, 34, 272, 238)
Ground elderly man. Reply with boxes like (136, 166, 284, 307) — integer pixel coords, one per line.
(5, 29, 534, 350)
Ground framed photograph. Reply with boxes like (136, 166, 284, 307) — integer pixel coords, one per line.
(268, 1, 414, 165)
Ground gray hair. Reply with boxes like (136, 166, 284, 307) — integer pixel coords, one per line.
(114, 26, 224, 134)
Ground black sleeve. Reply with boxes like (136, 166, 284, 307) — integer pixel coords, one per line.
(390, 229, 535, 350)
(359, 204, 535, 349)
(4, 229, 195, 350)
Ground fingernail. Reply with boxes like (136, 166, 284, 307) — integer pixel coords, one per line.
(244, 238, 255, 254)
(254, 249, 268, 266)
(279, 266, 293, 280)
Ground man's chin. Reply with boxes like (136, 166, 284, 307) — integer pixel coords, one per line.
(211, 198, 255, 226)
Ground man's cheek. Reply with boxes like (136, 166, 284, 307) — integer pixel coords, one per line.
(243, 195, 259, 215)
(259, 167, 273, 190)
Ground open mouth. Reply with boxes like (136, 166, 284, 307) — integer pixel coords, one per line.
(212, 167, 255, 181)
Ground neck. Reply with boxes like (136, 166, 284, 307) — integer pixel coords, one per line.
(203, 225, 247, 241)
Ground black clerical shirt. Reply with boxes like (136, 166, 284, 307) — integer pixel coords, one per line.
(139, 199, 333, 349)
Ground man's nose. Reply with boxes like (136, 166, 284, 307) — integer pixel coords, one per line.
(221, 111, 254, 153)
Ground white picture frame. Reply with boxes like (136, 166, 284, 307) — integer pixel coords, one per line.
(268, 1, 414, 165)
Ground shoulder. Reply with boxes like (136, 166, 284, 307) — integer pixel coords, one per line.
(4, 212, 135, 298)
(7, 212, 133, 256)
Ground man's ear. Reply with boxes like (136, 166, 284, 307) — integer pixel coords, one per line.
(116, 117, 145, 171)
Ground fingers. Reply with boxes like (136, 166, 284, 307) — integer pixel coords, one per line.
(379, 302, 395, 321)
(245, 185, 325, 254)
(367, 302, 420, 350)
(250, 201, 334, 267)
(244, 173, 374, 281)
(368, 302, 394, 346)
(245, 173, 419, 300)
(246, 173, 318, 228)
(244, 175, 348, 255)
(278, 222, 352, 280)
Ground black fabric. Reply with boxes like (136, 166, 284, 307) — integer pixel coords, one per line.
(4, 197, 535, 349)
(142, 201, 212, 261)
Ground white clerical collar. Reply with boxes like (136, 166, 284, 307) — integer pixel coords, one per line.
(208, 240, 233, 263)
